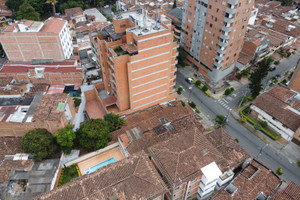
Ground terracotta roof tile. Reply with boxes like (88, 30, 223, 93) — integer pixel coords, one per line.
(149, 128, 249, 187)
(0, 77, 13, 87)
(35, 151, 168, 200)
(271, 182, 300, 200)
(214, 160, 281, 200)
(40, 19, 66, 34)
(252, 86, 300, 131)
(32, 93, 68, 121)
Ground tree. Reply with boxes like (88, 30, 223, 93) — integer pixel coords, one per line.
(5, 0, 24, 13)
(59, 1, 87, 13)
(215, 115, 226, 128)
(178, 46, 187, 66)
(21, 129, 56, 161)
(78, 119, 111, 150)
(46, 0, 57, 16)
(239, 96, 247, 104)
(195, 80, 201, 87)
(27, 0, 46, 15)
(104, 113, 125, 132)
(16, 2, 40, 21)
(173, 0, 177, 8)
(55, 125, 76, 154)
(202, 85, 208, 92)
(249, 56, 273, 98)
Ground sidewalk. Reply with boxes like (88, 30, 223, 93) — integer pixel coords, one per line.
(233, 105, 300, 164)
(178, 67, 243, 99)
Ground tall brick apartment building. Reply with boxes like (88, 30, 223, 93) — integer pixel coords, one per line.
(90, 9, 177, 115)
(0, 18, 73, 61)
(181, 0, 254, 83)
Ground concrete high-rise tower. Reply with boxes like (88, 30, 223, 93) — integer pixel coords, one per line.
(180, 0, 255, 83)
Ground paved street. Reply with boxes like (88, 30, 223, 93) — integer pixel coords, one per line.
(209, 51, 300, 113)
(176, 68, 300, 185)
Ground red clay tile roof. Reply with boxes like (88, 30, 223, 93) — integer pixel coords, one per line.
(0, 137, 34, 184)
(23, 84, 49, 98)
(214, 160, 281, 200)
(271, 182, 300, 200)
(149, 128, 249, 187)
(32, 93, 68, 121)
(110, 101, 194, 143)
(0, 60, 81, 73)
(35, 151, 168, 200)
(0, 77, 13, 87)
(289, 59, 300, 93)
(252, 86, 300, 131)
(40, 18, 66, 34)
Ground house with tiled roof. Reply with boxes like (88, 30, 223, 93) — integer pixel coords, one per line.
(0, 93, 76, 136)
(251, 85, 300, 144)
(213, 160, 281, 200)
(289, 58, 300, 94)
(0, 59, 83, 85)
(0, 137, 60, 200)
(271, 181, 300, 200)
(35, 151, 168, 200)
(149, 128, 250, 200)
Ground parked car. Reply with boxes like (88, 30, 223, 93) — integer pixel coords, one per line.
(185, 78, 193, 84)
(104, 5, 109, 8)
(269, 66, 276, 71)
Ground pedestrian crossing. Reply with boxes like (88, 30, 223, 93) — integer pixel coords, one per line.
(217, 98, 233, 111)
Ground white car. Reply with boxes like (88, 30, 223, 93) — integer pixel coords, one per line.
(104, 5, 109, 8)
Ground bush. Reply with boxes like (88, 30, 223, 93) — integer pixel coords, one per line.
(104, 113, 125, 132)
(240, 118, 247, 123)
(247, 95, 254, 101)
(188, 101, 196, 108)
(243, 106, 252, 115)
(242, 69, 250, 76)
(276, 167, 283, 176)
(78, 119, 111, 150)
(195, 80, 201, 86)
(195, 108, 200, 114)
(55, 125, 76, 155)
(239, 96, 247, 104)
(74, 98, 81, 107)
(177, 87, 183, 95)
(235, 139, 239, 143)
(179, 100, 186, 106)
(236, 73, 242, 80)
(205, 91, 212, 97)
(230, 87, 234, 92)
(287, 52, 291, 57)
(260, 121, 268, 128)
(274, 60, 280, 65)
(224, 88, 232, 95)
(22, 129, 56, 161)
(254, 124, 262, 130)
(269, 82, 274, 87)
(202, 85, 208, 92)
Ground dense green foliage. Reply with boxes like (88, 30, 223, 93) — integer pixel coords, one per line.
(202, 85, 208, 92)
(215, 115, 226, 128)
(59, 1, 87, 13)
(55, 125, 76, 154)
(16, 2, 40, 21)
(78, 119, 111, 150)
(104, 113, 125, 132)
(21, 129, 56, 161)
(249, 56, 273, 98)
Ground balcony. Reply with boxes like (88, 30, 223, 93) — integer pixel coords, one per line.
(218, 41, 228, 48)
(228, 0, 238, 5)
(220, 33, 230, 40)
(222, 26, 232, 33)
(226, 7, 236, 15)
(109, 64, 114, 69)
(217, 48, 226, 55)
(214, 62, 223, 68)
(175, 60, 178, 65)
(224, 17, 234, 24)
(215, 55, 224, 61)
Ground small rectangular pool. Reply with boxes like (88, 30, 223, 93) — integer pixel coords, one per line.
(84, 157, 116, 174)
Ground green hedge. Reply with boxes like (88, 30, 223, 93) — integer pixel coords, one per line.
(190, 77, 212, 97)
(240, 105, 280, 140)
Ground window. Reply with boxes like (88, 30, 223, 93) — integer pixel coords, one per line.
(215, 17, 218, 22)
(133, 39, 137, 46)
(234, 53, 237, 57)
(189, 12, 192, 16)
(242, 25, 245, 29)
(209, 5, 212, 9)
(217, 8, 219, 12)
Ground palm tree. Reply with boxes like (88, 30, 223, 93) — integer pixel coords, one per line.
(46, 0, 57, 16)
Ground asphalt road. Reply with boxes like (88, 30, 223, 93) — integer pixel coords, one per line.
(176, 70, 300, 185)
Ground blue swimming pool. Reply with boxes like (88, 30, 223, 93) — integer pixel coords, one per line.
(84, 157, 116, 174)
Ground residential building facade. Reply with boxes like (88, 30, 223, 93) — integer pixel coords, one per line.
(0, 18, 73, 61)
(90, 9, 177, 115)
(180, 0, 255, 83)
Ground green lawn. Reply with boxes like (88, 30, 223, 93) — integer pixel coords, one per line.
(60, 165, 79, 186)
